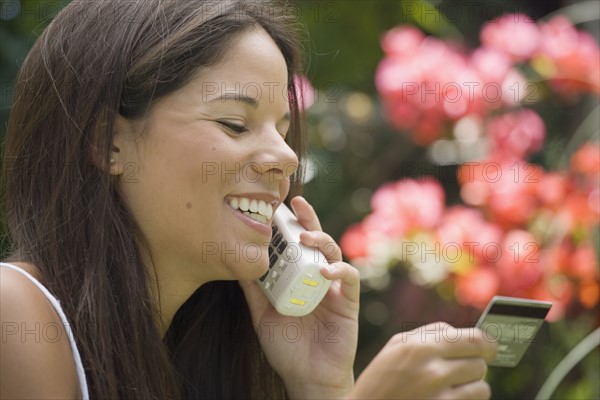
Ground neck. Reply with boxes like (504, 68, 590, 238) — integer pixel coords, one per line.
(141, 251, 212, 338)
(152, 276, 203, 338)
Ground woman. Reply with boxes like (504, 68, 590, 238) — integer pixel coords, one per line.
(0, 0, 496, 399)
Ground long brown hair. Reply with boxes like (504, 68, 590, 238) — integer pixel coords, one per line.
(1, 0, 306, 398)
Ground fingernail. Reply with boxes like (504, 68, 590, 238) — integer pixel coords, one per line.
(301, 231, 317, 242)
(326, 265, 336, 273)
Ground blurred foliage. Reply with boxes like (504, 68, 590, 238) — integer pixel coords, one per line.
(1, 1, 598, 399)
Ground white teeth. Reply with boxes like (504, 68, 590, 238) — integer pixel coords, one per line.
(249, 199, 258, 213)
(258, 200, 267, 217)
(229, 196, 275, 220)
(244, 211, 267, 224)
(266, 203, 273, 219)
(239, 198, 249, 212)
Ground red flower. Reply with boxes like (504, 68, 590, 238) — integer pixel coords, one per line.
(542, 239, 598, 284)
(571, 141, 600, 176)
(459, 159, 541, 228)
(579, 280, 600, 310)
(340, 223, 368, 260)
(528, 279, 573, 321)
(538, 16, 600, 95)
(561, 191, 600, 232)
(536, 173, 570, 209)
(455, 265, 500, 310)
(497, 230, 544, 294)
(569, 243, 599, 282)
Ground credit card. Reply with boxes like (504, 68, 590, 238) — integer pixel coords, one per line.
(476, 296, 552, 367)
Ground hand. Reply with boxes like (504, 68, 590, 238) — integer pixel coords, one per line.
(239, 196, 360, 399)
(347, 322, 498, 400)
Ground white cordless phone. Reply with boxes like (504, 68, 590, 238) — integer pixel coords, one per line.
(256, 203, 332, 316)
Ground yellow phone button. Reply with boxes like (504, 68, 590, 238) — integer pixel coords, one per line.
(290, 298, 306, 306)
(302, 279, 319, 287)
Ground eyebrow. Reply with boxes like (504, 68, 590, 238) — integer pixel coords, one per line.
(207, 93, 291, 120)
(207, 93, 259, 108)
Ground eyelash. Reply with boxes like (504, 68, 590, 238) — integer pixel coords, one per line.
(217, 121, 247, 135)
(217, 120, 290, 139)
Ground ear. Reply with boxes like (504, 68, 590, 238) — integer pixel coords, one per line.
(90, 114, 139, 175)
(108, 113, 141, 176)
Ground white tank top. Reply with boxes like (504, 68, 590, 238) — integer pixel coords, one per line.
(0, 262, 90, 399)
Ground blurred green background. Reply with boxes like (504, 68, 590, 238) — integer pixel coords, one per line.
(1, 1, 598, 399)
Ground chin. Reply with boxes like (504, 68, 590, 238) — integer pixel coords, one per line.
(241, 261, 269, 281)
(226, 257, 269, 282)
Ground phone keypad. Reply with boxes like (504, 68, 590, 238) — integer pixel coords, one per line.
(263, 223, 321, 309)
(272, 232, 283, 247)
(269, 252, 278, 269)
(261, 225, 290, 287)
(277, 240, 288, 255)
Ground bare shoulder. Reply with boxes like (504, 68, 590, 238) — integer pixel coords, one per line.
(1, 262, 81, 399)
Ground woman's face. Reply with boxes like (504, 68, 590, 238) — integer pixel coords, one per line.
(114, 27, 298, 284)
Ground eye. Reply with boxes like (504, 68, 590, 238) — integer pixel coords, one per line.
(217, 121, 247, 135)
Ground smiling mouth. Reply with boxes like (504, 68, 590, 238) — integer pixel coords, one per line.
(225, 196, 277, 224)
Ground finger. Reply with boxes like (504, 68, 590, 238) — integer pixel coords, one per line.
(298, 228, 359, 305)
(438, 327, 498, 362)
(442, 358, 487, 387)
(300, 230, 342, 263)
(435, 380, 492, 400)
(318, 262, 360, 305)
(290, 196, 322, 232)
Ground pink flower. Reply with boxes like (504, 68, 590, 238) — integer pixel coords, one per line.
(486, 109, 545, 160)
(363, 210, 408, 238)
(369, 178, 446, 235)
(470, 47, 512, 84)
(376, 29, 489, 144)
(436, 206, 502, 265)
(375, 57, 423, 98)
(381, 26, 425, 57)
(470, 48, 528, 110)
(293, 74, 315, 111)
(480, 13, 541, 62)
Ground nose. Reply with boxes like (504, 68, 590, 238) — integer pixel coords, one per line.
(251, 128, 299, 180)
